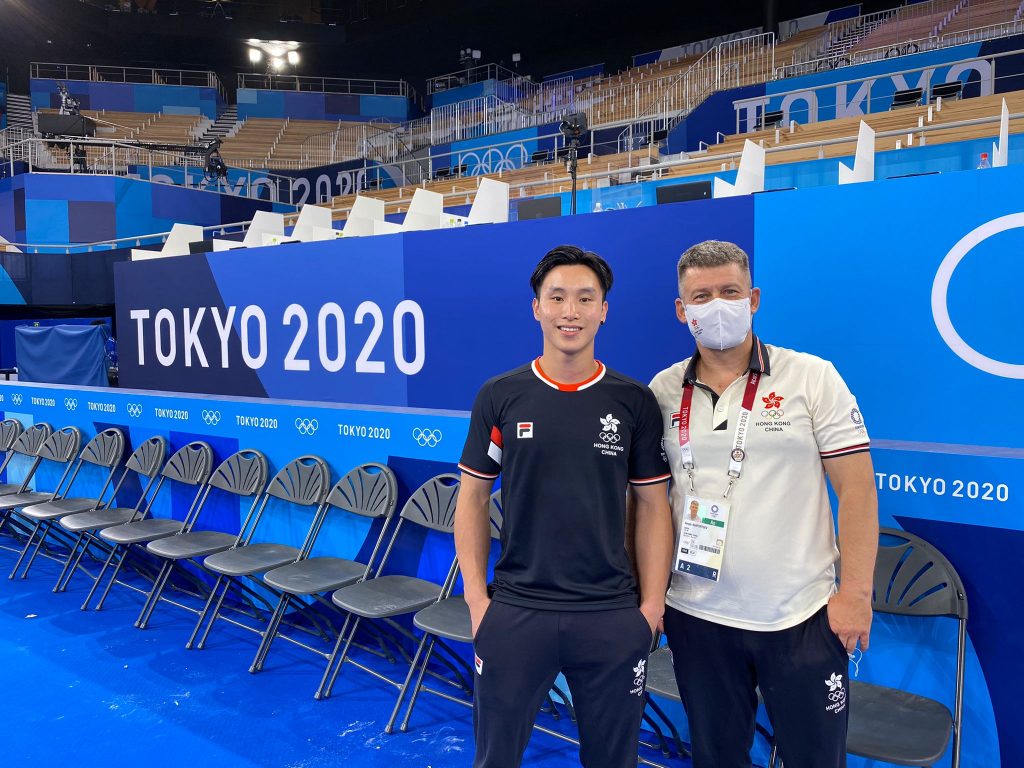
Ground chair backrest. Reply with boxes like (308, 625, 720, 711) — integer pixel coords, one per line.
(399, 472, 460, 533)
(488, 489, 504, 541)
(873, 527, 968, 620)
(265, 455, 331, 506)
(161, 441, 214, 486)
(10, 422, 52, 457)
(79, 428, 125, 469)
(125, 436, 168, 478)
(208, 449, 268, 497)
(37, 426, 82, 464)
(326, 463, 398, 519)
(0, 418, 23, 451)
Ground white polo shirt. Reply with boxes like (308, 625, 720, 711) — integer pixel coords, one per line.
(649, 337, 870, 631)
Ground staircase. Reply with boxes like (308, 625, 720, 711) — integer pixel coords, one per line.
(197, 104, 239, 143)
(6, 94, 33, 131)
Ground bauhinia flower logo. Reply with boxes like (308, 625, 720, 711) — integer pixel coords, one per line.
(826, 672, 843, 692)
(762, 392, 784, 409)
(601, 413, 620, 433)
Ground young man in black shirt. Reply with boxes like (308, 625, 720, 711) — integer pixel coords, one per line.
(455, 245, 673, 768)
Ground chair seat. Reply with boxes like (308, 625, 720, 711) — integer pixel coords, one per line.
(60, 507, 137, 532)
(0, 490, 52, 509)
(0, 482, 21, 496)
(263, 557, 366, 596)
(204, 543, 300, 577)
(331, 575, 442, 619)
(645, 646, 680, 700)
(147, 530, 237, 560)
(413, 596, 472, 643)
(21, 497, 99, 520)
(101, 518, 184, 544)
(847, 680, 953, 765)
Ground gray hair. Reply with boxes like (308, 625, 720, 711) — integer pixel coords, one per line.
(676, 240, 751, 292)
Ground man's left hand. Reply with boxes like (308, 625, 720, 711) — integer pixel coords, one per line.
(639, 602, 663, 637)
(827, 591, 872, 652)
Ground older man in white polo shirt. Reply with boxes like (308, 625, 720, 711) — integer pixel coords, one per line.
(648, 240, 878, 768)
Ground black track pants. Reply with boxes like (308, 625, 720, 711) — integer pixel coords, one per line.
(663, 604, 849, 768)
(472, 601, 654, 768)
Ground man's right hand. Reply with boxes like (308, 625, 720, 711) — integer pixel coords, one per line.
(468, 596, 492, 639)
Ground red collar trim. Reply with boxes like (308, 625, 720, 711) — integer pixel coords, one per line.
(532, 358, 606, 392)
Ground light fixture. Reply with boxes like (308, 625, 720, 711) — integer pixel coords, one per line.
(270, 57, 285, 71)
(286, 50, 299, 65)
(248, 48, 262, 63)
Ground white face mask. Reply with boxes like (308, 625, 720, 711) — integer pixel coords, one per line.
(684, 297, 752, 350)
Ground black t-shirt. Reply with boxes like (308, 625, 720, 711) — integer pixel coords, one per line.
(459, 359, 670, 611)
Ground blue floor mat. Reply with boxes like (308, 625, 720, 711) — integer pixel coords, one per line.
(0, 548, 685, 767)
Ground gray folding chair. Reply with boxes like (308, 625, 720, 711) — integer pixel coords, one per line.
(11, 428, 125, 580)
(316, 472, 462, 701)
(135, 449, 269, 630)
(0, 418, 24, 497)
(845, 528, 967, 768)
(250, 462, 398, 675)
(384, 487, 502, 733)
(2, 426, 82, 578)
(0, 421, 50, 545)
(53, 436, 167, 595)
(84, 441, 214, 611)
(186, 454, 331, 651)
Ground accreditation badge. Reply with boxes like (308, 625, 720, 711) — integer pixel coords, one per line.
(672, 494, 731, 582)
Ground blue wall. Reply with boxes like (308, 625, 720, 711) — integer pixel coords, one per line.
(30, 79, 220, 119)
(0, 174, 290, 248)
(0, 82, 7, 130)
(236, 89, 411, 122)
(429, 80, 494, 109)
(430, 123, 560, 174)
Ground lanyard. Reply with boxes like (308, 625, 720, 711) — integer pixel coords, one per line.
(678, 370, 761, 498)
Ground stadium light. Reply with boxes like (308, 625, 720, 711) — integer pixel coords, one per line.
(287, 50, 300, 65)
(270, 57, 285, 71)
(248, 48, 262, 64)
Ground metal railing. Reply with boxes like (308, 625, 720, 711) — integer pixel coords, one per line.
(430, 95, 540, 145)
(427, 63, 520, 94)
(777, 17, 1024, 78)
(30, 61, 226, 103)
(617, 33, 776, 151)
(1, 135, 299, 204)
(236, 72, 414, 98)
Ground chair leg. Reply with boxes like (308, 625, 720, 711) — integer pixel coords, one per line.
(385, 631, 431, 734)
(52, 532, 85, 593)
(57, 530, 106, 593)
(249, 592, 291, 674)
(81, 539, 121, 610)
(397, 637, 440, 733)
(8, 519, 41, 579)
(317, 614, 360, 701)
(193, 575, 232, 650)
(186, 574, 225, 650)
(94, 545, 129, 610)
(135, 560, 173, 628)
(19, 521, 55, 579)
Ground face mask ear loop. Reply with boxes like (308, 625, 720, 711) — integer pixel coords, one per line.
(848, 647, 862, 678)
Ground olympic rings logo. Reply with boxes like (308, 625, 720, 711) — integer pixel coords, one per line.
(828, 690, 846, 702)
(126, 403, 143, 418)
(760, 409, 785, 419)
(599, 432, 622, 443)
(11, 394, 22, 406)
(932, 213, 1024, 379)
(413, 428, 442, 448)
(201, 410, 221, 426)
(64, 398, 78, 411)
(295, 418, 319, 436)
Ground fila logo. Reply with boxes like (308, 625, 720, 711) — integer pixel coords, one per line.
(517, 422, 533, 439)
(670, 412, 681, 428)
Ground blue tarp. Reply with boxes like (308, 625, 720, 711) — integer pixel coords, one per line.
(15, 324, 107, 386)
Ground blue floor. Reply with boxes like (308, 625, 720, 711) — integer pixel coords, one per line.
(0, 543, 685, 767)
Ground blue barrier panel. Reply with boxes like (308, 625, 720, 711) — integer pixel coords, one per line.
(29, 79, 218, 119)
(754, 164, 1024, 768)
(114, 197, 753, 407)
